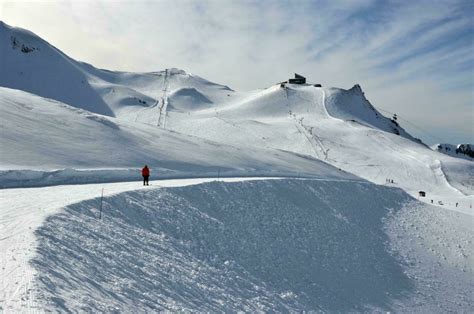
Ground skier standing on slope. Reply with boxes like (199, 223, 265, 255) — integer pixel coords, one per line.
(142, 165, 150, 186)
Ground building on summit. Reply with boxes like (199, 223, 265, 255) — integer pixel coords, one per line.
(288, 73, 306, 84)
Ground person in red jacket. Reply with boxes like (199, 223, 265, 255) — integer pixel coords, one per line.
(141, 165, 150, 186)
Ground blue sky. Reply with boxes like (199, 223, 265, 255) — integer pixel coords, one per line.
(1, 0, 473, 144)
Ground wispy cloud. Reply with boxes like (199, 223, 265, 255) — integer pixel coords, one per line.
(1, 0, 473, 144)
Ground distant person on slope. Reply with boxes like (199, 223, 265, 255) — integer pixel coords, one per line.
(142, 165, 150, 186)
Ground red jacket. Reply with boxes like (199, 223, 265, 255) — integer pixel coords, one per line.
(142, 166, 150, 176)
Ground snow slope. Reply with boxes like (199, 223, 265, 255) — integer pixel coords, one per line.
(385, 200, 474, 312)
(0, 21, 114, 116)
(0, 87, 355, 187)
(1, 21, 471, 209)
(161, 83, 472, 211)
(3, 179, 471, 312)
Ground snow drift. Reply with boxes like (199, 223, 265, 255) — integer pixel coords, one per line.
(32, 179, 413, 312)
(30, 179, 473, 312)
(168, 87, 213, 112)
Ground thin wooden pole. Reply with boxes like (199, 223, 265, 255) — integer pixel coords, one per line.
(99, 188, 104, 220)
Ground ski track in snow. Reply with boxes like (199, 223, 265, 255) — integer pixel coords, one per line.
(157, 68, 170, 128)
(286, 87, 328, 160)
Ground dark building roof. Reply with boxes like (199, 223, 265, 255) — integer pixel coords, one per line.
(288, 73, 306, 84)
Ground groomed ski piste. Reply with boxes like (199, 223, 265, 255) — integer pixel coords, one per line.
(1, 21, 473, 312)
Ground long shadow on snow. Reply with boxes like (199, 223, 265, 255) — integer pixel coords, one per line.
(32, 179, 413, 312)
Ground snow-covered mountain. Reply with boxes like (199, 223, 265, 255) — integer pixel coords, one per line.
(1, 21, 473, 312)
(0, 21, 232, 119)
(1, 21, 471, 204)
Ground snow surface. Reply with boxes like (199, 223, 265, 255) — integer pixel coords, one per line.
(0, 177, 286, 311)
(385, 201, 474, 312)
(0, 87, 357, 188)
(1, 21, 473, 312)
(2, 179, 472, 312)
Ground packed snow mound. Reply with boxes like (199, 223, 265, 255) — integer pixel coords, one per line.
(168, 87, 213, 112)
(0, 87, 359, 187)
(431, 143, 473, 161)
(30, 179, 474, 311)
(32, 179, 415, 311)
(325, 85, 416, 141)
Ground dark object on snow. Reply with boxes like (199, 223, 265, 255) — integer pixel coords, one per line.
(142, 165, 150, 186)
(289, 73, 306, 84)
(11, 36, 37, 53)
(21, 45, 35, 53)
(456, 144, 474, 158)
(419, 191, 426, 197)
(314, 84, 322, 87)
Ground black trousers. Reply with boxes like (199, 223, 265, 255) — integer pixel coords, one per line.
(143, 175, 149, 185)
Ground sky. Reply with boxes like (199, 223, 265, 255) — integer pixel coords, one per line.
(1, 0, 473, 144)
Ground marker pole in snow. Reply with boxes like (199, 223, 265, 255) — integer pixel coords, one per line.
(99, 188, 104, 220)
